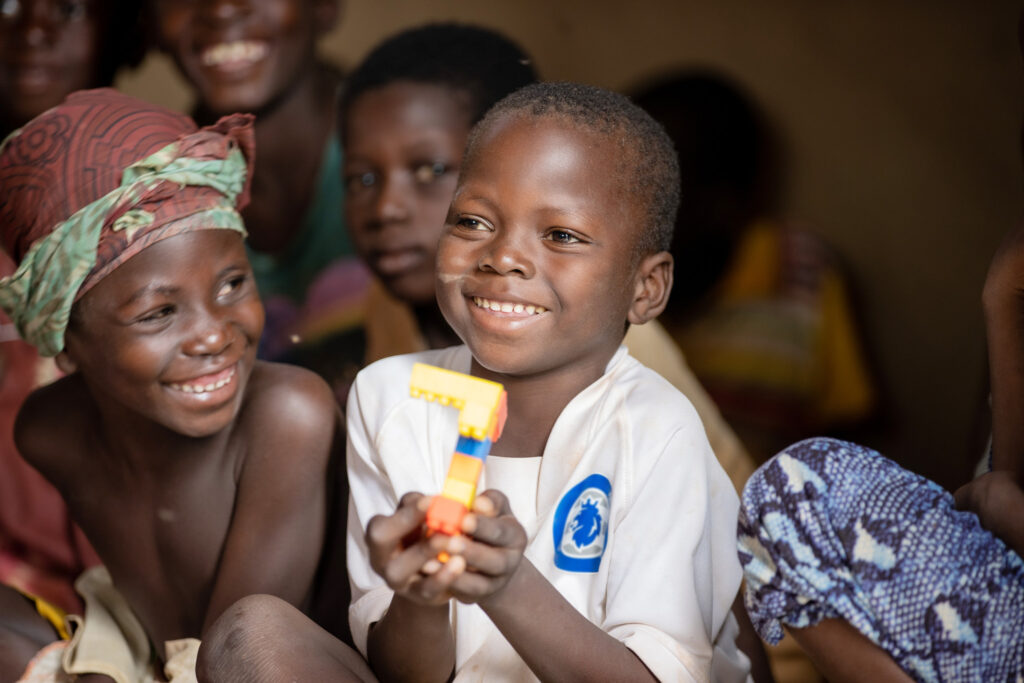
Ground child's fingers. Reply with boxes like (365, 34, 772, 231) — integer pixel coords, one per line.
(463, 510, 526, 551)
(378, 540, 441, 591)
(448, 538, 518, 577)
(365, 497, 429, 571)
(474, 490, 511, 516)
(366, 505, 425, 551)
(405, 555, 466, 604)
(398, 491, 429, 511)
(462, 489, 512, 535)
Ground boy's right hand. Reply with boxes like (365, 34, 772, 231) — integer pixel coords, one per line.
(365, 492, 465, 606)
(435, 490, 529, 607)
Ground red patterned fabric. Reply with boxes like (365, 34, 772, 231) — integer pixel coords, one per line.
(0, 88, 254, 296)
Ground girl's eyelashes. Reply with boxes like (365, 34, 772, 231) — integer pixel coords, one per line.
(217, 273, 249, 299)
(138, 305, 175, 324)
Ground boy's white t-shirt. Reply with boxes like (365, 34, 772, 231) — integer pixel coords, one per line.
(346, 345, 750, 682)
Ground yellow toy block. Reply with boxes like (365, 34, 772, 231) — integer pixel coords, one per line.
(410, 363, 507, 441)
(441, 478, 477, 509)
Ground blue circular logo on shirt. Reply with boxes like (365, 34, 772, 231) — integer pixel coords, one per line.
(552, 474, 611, 572)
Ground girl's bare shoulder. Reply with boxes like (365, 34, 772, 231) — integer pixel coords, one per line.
(238, 360, 343, 450)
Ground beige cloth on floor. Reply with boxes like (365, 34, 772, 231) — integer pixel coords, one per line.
(18, 566, 199, 683)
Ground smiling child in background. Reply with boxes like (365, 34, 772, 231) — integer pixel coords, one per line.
(149, 0, 371, 402)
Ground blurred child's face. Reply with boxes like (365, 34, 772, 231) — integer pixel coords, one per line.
(343, 81, 471, 305)
(437, 114, 651, 379)
(0, 0, 105, 126)
(151, 0, 335, 115)
(61, 230, 264, 438)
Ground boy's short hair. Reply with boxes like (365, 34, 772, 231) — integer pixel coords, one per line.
(468, 82, 680, 257)
(339, 22, 538, 135)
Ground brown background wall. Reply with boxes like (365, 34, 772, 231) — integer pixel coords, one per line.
(120, 0, 1024, 490)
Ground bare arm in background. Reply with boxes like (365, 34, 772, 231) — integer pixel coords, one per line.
(955, 225, 1024, 557)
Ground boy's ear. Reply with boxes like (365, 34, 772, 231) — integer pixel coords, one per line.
(627, 250, 673, 326)
(55, 351, 77, 376)
(313, 0, 342, 35)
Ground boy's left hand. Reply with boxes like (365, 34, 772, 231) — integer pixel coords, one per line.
(431, 490, 528, 605)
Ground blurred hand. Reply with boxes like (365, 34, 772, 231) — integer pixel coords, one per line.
(954, 470, 1024, 556)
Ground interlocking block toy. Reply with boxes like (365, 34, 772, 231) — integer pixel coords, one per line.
(409, 363, 507, 537)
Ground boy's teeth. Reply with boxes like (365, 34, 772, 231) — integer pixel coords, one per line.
(472, 296, 546, 314)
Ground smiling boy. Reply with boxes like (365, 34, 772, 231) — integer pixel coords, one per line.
(0, 89, 368, 682)
(198, 82, 749, 682)
(349, 81, 750, 683)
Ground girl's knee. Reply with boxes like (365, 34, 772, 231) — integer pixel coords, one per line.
(197, 595, 294, 683)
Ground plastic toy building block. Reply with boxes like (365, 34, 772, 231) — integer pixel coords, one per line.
(409, 363, 508, 537)
(410, 363, 507, 441)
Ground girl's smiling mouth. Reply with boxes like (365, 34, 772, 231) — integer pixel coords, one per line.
(167, 365, 237, 395)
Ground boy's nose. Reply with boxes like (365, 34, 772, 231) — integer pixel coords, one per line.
(479, 232, 534, 278)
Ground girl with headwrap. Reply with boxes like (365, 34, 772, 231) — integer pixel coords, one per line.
(0, 89, 371, 683)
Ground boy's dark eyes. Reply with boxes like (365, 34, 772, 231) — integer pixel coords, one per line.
(454, 216, 487, 231)
(547, 229, 581, 244)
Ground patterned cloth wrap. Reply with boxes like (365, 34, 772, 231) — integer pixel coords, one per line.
(738, 437, 1024, 681)
(0, 88, 254, 357)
